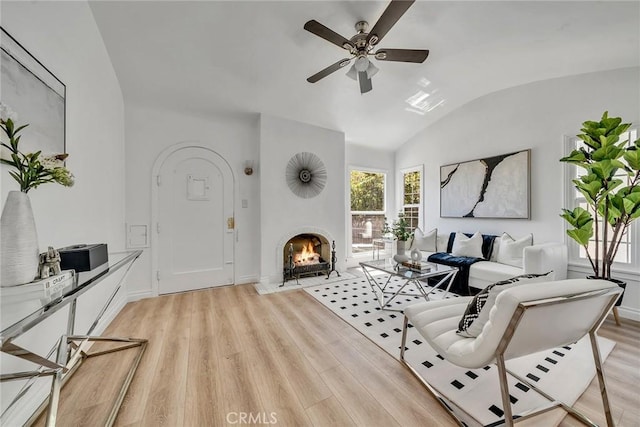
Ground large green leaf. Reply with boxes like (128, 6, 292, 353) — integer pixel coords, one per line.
(601, 115, 622, 132)
(592, 144, 624, 161)
(598, 134, 620, 147)
(605, 196, 623, 224)
(560, 149, 587, 164)
(560, 207, 593, 227)
(574, 178, 602, 201)
(612, 122, 631, 136)
(577, 133, 600, 150)
(623, 148, 640, 171)
(622, 190, 640, 218)
(566, 225, 593, 246)
(590, 160, 625, 180)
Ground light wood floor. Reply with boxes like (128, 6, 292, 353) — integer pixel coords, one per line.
(34, 283, 640, 427)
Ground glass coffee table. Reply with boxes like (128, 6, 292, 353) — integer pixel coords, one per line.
(359, 258, 458, 311)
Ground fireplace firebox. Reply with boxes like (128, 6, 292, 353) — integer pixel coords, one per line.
(281, 234, 339, 286)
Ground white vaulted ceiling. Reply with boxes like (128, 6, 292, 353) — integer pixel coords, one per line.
(89, 1, 640, 150)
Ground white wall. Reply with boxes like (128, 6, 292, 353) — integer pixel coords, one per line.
(396, 67, 640, 319)
(124, 105, 260, 299)
(259, 115, 346, 287)
(1, 1, 129, 423)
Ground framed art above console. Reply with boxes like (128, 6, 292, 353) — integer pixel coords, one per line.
(440, 149, 530, 219)
(0, 27, 66, 155)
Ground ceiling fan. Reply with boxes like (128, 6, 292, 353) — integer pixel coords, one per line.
(304, 0, 429, 94)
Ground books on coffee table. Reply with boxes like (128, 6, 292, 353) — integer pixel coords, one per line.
(401, 261, 432, 272)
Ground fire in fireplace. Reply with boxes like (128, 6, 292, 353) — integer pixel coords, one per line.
(295, 241, 321, 266)
(281, 234, 339, 286)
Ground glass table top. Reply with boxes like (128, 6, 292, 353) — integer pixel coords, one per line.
(360, 257, 457, 279)
(1, 250, 141, 344)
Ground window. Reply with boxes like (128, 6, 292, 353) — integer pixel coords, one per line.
(350, 170, 386, 255)
(402, 168, 422, 232)
(564, 128, 638, 267)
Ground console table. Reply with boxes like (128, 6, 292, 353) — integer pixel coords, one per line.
(0, 250, 145, 426)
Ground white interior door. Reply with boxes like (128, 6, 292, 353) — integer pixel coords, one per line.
(157, 147, 234, 294)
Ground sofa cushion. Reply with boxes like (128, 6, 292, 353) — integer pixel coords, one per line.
(451, 232, 484, 258)
(490, 237, 501, 262)
(468, 261, 524, 286)
(436, 233, 450, 252)
(496, 233, 533, 268)
(447, 232, 497, 259)
(411, 227, 437, 252)
(457, 271, 553, 338)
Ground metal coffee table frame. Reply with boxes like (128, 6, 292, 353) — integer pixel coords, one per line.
(359, 258, 459, 311)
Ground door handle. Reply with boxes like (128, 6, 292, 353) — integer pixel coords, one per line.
(227, 217, 235, 229)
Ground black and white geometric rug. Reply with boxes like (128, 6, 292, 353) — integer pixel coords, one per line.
(305, 276, 615, 427)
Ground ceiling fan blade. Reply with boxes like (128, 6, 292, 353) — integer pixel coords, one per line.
(375, 49, 429, 63)
(358, 71, 373, 94)
(304, 20, 354, 50)
(366, 0, 415, 46)
(307, 58, 352, 83)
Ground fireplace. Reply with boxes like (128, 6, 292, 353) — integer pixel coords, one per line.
(282, 233, 339, 285)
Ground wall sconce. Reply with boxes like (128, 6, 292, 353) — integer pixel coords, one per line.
(244, 160, 255, 176)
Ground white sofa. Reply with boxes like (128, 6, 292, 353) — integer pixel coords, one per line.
(415, 232, 568, 291)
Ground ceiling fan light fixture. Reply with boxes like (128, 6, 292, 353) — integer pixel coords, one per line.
(354, 55, 369, 72)
(366, 62, 379, 79)
(346, 64, 358, 80)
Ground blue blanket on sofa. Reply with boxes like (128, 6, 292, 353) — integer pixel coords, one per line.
(426, 252, 484, 296)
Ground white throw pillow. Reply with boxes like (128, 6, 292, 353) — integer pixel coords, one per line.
(411, 228, 437, 252)
(490, 237, 501, 262)
(496, 233, 533, 268)
(457, 271, 553, 338)
(451, 232, 484, 258)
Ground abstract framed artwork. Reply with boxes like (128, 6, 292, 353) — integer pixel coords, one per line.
(440, 149, 530, 219)
(0, 27, 66, 155)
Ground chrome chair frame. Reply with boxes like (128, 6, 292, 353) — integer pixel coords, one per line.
(400, 287, 622, 427)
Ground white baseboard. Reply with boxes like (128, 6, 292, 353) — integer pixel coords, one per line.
(96, 292, 127, 335)
(127, 289, 154, 302)
(617, 306, 640, 323)
(235, 275, 258, 285)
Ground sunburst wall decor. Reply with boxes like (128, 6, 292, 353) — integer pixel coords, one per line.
(285, 152, 327, 199)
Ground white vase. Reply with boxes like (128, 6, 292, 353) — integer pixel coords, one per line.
(1, 191, 39, 286)
(397, 240, 407, 255)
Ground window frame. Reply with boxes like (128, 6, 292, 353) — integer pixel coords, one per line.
(348, 166, 388, 258)
(399, 165, 423, 232)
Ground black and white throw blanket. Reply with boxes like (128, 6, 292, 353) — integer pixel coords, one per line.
(427, 252, 483, 296)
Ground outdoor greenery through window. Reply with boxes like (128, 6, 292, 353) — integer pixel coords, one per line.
(568, 128, 637, 265)
(350, 170, 386, 254)
(402, 170, 421, 232)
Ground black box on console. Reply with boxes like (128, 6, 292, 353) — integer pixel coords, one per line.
(58, 244, 108, 272)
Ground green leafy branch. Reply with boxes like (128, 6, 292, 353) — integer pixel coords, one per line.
(1, 118, 74, 193)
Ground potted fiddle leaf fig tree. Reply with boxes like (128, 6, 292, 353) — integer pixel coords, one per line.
(560, 112, 640, 301)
